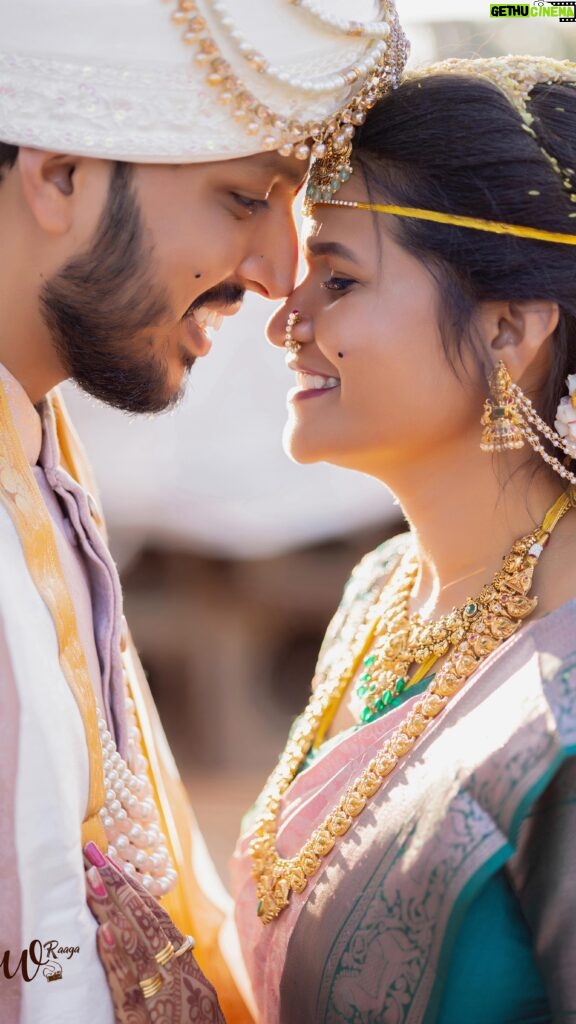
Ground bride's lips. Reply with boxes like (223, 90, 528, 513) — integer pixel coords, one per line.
(287, 364, 341, 403)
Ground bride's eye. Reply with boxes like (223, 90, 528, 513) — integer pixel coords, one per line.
(322, 275, 356, 292)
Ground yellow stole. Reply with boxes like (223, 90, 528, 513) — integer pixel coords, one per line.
(0, 382, 252, 1024)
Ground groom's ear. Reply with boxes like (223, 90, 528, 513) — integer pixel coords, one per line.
(15, 148, 111, 239)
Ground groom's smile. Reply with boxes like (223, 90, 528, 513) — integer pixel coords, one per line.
(11, 150, 306, 414)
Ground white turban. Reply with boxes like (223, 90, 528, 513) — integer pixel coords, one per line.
(0, 0, 407, 163)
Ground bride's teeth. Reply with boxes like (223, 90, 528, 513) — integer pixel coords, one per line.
(296, 372, 340, 391)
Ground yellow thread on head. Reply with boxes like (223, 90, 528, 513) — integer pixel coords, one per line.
(312, 200, 576, 246)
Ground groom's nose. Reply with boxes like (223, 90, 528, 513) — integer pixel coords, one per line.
(238, 204, 299, 300)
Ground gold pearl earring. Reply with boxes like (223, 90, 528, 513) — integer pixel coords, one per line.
(480, 360, 576, 484)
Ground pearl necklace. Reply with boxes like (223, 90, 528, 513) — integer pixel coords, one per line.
(176, 0, 386, 99)
(204, 0, 388, 95)
(250, 488, 575, 924)
(290, 0, 392, 39)
(98, 696, 177, 898)
(166, 0, 408, 160)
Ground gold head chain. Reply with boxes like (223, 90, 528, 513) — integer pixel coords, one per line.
(304, 55, 576, 243)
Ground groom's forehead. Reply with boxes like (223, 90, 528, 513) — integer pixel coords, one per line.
(235, 152, 308, 189)
(195, 150, 308, 191)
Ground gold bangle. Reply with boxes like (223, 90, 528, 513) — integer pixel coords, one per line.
(174, 935, 195, 959)
(139, 973, 163, 1000)
(154, 941, 175, 967)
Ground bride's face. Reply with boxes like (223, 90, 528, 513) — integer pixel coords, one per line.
(266, 179, 485, 477)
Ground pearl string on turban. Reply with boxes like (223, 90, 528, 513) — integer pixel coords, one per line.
(0, 0, 408, 164)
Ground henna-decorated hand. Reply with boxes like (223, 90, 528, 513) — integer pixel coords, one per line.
(84, 843, 226, 1024)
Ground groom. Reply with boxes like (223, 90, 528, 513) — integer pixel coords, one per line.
(0, 1, 406, 1021)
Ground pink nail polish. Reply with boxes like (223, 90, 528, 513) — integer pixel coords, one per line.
(85, 842, 107, 868)
(87, 866, 107, 897)
(100, 923, 116, 949)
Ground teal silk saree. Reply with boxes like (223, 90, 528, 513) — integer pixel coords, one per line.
(232, 539, 576, 1023)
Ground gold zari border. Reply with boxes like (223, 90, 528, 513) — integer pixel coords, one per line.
(0, 381, 106, 846)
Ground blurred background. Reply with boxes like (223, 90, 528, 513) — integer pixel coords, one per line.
(63, 0, 576, 881)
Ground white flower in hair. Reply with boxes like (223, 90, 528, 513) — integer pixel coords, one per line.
(554, 375, 576, 458)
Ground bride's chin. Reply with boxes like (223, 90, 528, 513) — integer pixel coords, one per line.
(282, 424, 323, 465)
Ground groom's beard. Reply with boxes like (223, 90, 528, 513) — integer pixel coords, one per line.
(39, 162, 184, 415)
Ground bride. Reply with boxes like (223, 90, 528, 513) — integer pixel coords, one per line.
(232, 54, 576, 1023)
(88, 55, 576, 1023)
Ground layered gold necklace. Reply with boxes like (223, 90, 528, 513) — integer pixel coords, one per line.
(349, 553, 480, 724)
(250, 488, 575, 925)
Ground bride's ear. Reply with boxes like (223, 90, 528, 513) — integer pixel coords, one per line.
(474, 299, 559, 383)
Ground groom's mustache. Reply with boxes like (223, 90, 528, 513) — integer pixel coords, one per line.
(186, 282, 246, 317)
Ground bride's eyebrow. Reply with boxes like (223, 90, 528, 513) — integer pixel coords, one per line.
(304, 239, 361, 264)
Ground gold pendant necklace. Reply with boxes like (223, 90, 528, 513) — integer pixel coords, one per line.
(352, 555, 473, 723)
(250, 488, 575, 925)
(350, 553, 493, 724)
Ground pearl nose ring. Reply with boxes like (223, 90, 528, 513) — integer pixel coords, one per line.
(284, 310, 302, 355)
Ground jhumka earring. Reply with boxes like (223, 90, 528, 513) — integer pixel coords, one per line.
(481, 360, 576, 485)
(480, 361, 524, 452)
(284, 310, 302, 356)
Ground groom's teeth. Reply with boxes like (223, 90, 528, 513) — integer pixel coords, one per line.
(191, 309, 224, 332)
(296, 372, 340, 391)
(205, 311, 224, 330)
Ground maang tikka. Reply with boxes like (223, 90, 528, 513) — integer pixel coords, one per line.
(481, 360, 576, 485)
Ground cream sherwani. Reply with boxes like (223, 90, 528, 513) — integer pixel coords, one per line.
(0, 365, 114, 1023)
(0, 365, 252, 1024)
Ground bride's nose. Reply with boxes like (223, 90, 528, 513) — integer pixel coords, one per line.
(266, 304, 312, 352)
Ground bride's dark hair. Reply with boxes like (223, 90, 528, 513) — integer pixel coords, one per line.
(351, 74, 576, 430)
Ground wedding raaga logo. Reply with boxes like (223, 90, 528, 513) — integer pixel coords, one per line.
(490, 2, 576, 18)
(1, 940, 80, 984)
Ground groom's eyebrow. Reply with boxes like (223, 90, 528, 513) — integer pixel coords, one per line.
(260, 153, 308, 189)
(305, 239, 360, 264)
